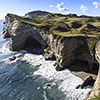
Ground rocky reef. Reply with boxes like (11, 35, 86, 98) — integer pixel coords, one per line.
(2, 11, 100, 99)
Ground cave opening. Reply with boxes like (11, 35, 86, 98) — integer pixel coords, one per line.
(23, 36, 42, 54)
(68, 60, 99, 75)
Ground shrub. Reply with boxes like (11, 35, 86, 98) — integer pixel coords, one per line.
(45, 45, 51, 52)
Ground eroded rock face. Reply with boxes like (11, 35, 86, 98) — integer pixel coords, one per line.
(85, 41, 100, 100)
(3, 14, 48, 52)
(76, 76, 95, 89)
(49, 34, 98, 72)
(44, 51, 56, 60)
(3, 14, 99, 73)
(3, 14, 100, 100)
(81, 76, 94, 89)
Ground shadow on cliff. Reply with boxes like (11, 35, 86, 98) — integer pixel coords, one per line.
(68, 60, 99, 75)
(56, 36, 99, 76)
(23, 36, 43, 54)
(68, 37, 99, 75)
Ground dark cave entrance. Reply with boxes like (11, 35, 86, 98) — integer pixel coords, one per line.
(69, 60, 99, 75)
(23, 36, 42, 54)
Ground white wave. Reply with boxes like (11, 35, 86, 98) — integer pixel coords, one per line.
(19, 50, 27, 53)
(0, 42, 11, 54)
(43, 91, 48, 100)
(22, 54, 92, 100)
(0, 31, 3, 34)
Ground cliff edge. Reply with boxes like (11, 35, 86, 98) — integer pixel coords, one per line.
(2, 11, 100, 99)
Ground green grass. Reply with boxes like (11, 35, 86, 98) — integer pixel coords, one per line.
(45, 45, 51, 52)
(53, 30, 100, 37)
(92, 22, 100, 27)
(6, 13, 100, 56)
(92, 95, 100, 100)
(7, 13, 100, 38)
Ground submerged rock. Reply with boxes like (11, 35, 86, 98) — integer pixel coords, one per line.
(46, 84, 51, 87)
(9, 56, 16, 61)
(76, 85, 81, 89)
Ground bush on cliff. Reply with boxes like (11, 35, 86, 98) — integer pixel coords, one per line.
(45, 45, 51, 52)
(92, 95, 100, 100)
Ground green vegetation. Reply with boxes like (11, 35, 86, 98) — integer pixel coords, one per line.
(7, 13, 100, 37)
(45, 45, 51, 52)
(86, 37, 99, 53)
(92, 95, 100, 100)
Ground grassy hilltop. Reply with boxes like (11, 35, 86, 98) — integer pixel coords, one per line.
(7, 11, 100, 37)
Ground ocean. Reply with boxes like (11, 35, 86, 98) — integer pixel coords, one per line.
(0, 20, 91, 100)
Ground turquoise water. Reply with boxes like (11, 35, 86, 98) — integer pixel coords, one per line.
(0, 20, 91, 100)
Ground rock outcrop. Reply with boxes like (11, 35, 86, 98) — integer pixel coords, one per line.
(3, 14, 48, 53)
(48, 34, 98, 72)
(81, 76, 94, 89)
(76, 76, 95, 89)
(43, 51, 56, 60)
(85, 41, 100, 100)
(3, 13, 100, 99)
(24, 10, 78, 20)
(9, 56, 16, 61)
(3, 14, 99, 71)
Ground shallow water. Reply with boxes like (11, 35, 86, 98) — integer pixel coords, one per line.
(0, 20, 91, 100)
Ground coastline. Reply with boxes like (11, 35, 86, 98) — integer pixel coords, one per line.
(2, 11, 100, 99)
(69, 61, 97, 80)
(71, 71, 97, 81)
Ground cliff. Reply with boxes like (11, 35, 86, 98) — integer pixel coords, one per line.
(85, 41, 100, 100)
(2, 11, 100, 99)
(24, 10, 78, 20)
(3, 14, 49, 53)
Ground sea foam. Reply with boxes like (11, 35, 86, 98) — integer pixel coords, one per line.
(22, 53, 92, 100)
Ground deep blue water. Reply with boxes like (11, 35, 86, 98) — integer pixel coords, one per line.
(0, 20, 91, 100)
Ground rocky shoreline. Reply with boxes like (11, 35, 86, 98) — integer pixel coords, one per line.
(2, 12, 100, 99)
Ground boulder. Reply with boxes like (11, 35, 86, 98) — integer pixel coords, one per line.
(53, 62, 59, 66)
(76, 85, 81, 89)
(56, 65, 62, 71)
(81, 76, 95, 89)
(9, 56, 16, 61)
(44, 51, 56, 60)
(46, 84, 51, 87)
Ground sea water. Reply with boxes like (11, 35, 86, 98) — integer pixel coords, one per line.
(0, 20, 92, 100)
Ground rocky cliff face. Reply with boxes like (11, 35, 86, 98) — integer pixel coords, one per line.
(24, 10, 76, 20)
(3, 14, 100, 99)
(85, 41, 100, 100)
(48, 34, 98, 72)
(3, 14, 48, 53)
(3, 14, 99, 71)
